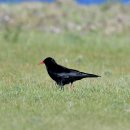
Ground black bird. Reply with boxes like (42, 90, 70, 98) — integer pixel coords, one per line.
(40, 57, 100, 90)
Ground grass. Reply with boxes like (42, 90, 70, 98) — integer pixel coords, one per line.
(0, 3, 130, 35)
(0, 30, 130, 130)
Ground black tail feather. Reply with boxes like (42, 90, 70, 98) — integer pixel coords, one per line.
(85, 73, 101, 78)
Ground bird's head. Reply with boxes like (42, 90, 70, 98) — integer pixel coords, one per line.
(40, 57, 57, 67)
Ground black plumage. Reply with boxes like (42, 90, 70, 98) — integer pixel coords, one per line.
(40, 57, 100, 90)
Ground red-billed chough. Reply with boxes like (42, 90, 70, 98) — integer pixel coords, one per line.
(40, 57, 100, 90)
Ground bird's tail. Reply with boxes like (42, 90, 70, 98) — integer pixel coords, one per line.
(84, 73, 101, 78)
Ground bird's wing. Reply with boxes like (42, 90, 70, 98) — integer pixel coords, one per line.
(56, 70, 100, 79)
(56, 70, 86, 79)
(54, 64, 100, 79)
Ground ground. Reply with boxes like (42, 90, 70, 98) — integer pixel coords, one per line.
(0, 3, 130, 130)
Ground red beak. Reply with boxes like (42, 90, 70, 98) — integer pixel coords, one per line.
(39, 61, 44, 65)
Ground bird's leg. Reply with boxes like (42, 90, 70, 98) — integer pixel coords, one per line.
(54, 82, 60, 90)
(61, 86, 64, 91)
(69, 83, 74, 91)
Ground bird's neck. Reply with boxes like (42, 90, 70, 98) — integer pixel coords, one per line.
(45, 63, 57, 71)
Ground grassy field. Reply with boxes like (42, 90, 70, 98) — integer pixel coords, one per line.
(0, 3, 130, 130)
(0, 29, 130, 130)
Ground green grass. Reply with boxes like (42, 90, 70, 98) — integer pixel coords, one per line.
(0, 30, 130, 130)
